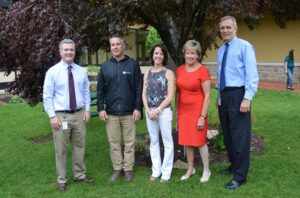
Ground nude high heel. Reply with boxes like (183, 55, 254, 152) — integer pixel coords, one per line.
(180, 168, 196, 180)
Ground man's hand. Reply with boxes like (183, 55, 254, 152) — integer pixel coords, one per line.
(83, 111, 90, 123)
(99, 110, 108, 122)
(132, 110, 141, 121)
(50, 116, 61, 131)
(240, 99, 251, 112)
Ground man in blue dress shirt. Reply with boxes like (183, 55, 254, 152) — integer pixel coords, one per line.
(217, 16, 259, 189)
(43, 39, 94, 191)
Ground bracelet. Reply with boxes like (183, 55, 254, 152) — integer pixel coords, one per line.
(200, 115, 206, 120)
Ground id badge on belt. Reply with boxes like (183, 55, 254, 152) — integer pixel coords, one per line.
(61, 113, 68, 130)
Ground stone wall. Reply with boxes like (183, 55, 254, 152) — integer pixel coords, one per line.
(203, 62, 300, 84)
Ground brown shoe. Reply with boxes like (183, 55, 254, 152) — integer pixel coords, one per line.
(124, 170, 134, 182)
(57, 183, 67, 191)
(110, 170, 123, 182)
(74, 176, 95, 183)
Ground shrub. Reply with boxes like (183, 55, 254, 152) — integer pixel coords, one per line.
(87, 65, 100, 92)
(145, 27, 163, 53)
(9, 95, 25, 104)
(87, 64, 100, 74)
(210, 130, 225, 150)
(90, 82, 97, 92)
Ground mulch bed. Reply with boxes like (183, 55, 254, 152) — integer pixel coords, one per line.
(135, 131, 265, 167)
(0, 93, 12, 104)
(208, 133, 265, 164)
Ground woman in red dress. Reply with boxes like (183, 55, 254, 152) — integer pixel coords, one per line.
(176, 40, 211, 183)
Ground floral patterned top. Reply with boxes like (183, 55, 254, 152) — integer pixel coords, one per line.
(146, 68, 168, 107)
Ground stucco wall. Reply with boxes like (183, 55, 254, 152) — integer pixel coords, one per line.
(81, 28, 148, 65)
(203, 14, 300, 65)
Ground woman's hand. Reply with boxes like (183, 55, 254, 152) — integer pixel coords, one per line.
(148, 110, 159, 120)
(197, 117, 205, 130)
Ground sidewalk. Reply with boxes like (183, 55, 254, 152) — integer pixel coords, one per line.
(211, 78, 300, 92)
(257, 80, 300, 92)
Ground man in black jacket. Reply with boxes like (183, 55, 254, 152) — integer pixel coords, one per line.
(97, 36, 142, 182)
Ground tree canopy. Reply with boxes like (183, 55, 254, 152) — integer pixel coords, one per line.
(0, 0, 133, 105)
(0, 0, 68, 106)
(1, 0, 300, 105)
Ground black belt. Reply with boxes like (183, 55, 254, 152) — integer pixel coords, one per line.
(221, 86, 245, 92)
(56, 108, 82, 113)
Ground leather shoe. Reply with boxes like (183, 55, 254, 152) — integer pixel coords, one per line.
(124, 170, 134, 182)
(224, 180, 245, 189)
(74, 176, 95, 183)
(57, 183, 67, 191)
(110, 170, 123, 182)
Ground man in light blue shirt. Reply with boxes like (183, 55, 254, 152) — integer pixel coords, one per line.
(43, 39, 94, 191)
(217, 16, 259, 189)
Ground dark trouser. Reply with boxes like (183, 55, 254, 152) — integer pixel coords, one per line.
(218, 87, 251, 183)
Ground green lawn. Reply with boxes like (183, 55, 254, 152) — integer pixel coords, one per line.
(0, 89, 300, 198)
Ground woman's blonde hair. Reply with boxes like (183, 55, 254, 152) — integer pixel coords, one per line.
(182, 40, 202, 58)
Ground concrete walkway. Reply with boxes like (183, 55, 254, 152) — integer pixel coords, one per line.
(211, 78, 300, 93)
(257, 80, 300, 92)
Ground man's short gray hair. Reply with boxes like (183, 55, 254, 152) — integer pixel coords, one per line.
(219, 16, 238, 29)
(59, 39, 75, 50)
(109, 35, 125, 45)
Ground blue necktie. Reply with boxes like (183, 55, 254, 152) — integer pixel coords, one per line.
(220, 43, 229, 90)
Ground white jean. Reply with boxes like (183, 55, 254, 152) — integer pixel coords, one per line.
(146, 107, 174, 180)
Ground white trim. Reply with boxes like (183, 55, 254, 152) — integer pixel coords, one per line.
(0, 90, 6, 94)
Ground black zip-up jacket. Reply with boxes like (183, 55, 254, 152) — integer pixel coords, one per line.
(97, 55, 142, 115)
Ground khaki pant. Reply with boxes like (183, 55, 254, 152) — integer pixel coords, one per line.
(106, 115, 136, 171)
(53, 110, 86, 184)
